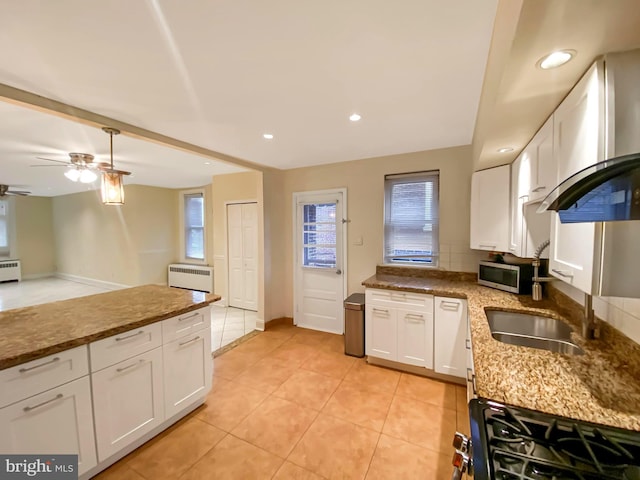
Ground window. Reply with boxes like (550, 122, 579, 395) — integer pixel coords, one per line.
(0, 199, 9, 257)
(302, 203, 337, 268)
(183, 192, 205, 261)
(384, 171, 439, 266)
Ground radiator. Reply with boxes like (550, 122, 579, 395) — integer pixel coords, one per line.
(168, 264, 214, 293)
(0, 260, 21, 282)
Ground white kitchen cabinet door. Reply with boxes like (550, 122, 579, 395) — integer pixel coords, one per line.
(365, 304, 397, 361)
(228, 202, 258, 311)
(163, 328, 212, 419)
(92, 347, 164, 462)
(0, 376, 97, 475)
(397, 308, 433, 368)
(470, 165, 511, 252)
(549, 61, 605, 293)
(434, 297, 468, 378)
(528, 116, 556, 202)
(509, 154, 528, 257)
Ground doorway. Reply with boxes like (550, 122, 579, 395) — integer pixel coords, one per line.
(227, 202, 258, 311)
(293, 189, 347, 334)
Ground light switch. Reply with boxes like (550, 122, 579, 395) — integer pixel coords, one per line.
(353, 236, 363, 246)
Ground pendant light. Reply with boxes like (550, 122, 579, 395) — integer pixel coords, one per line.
(100, 127, 131, 205)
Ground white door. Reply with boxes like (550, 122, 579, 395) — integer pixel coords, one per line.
(163, 329, 212, 418)
(228, 202, 258, 311)
(0, 376, 97, 475)
(92, 347, 164, 462)
(294, 190, 346, 334)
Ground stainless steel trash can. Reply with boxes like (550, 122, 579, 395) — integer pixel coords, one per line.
(344, 293, 365, 357)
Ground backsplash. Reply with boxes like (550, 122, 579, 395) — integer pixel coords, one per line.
(550, 282, 640, 345)
(438, 243, 486, 273)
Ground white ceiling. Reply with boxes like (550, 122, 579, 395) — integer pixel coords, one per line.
(0, 0, 499, 182)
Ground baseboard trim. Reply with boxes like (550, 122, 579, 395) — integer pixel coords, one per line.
(54, 272, 130, 291)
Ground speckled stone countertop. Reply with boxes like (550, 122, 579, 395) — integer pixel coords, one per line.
(0, 285, 221, 370)
(363, 267, 640, 431)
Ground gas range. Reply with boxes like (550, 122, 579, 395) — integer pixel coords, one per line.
(461, 398, 640, 480)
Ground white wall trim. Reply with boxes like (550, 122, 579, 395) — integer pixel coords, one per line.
(55, 272, 130, 291)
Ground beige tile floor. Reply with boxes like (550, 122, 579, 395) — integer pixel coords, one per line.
(95, 319, 469, 480)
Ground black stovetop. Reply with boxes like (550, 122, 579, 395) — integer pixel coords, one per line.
(469, 398, 640, 480)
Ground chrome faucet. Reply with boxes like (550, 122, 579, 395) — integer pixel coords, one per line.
(532, 239, 553, 301)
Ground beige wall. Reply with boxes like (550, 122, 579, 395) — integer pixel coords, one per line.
(263, 145, 484, 319)
(14, 196, 56, 277)
(211, 171, 262, 309)
(52, 185, 178, 286)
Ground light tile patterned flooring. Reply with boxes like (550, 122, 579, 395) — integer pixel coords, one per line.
(95, 319, 470, 480)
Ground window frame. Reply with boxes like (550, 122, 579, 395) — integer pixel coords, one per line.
(179, 188, 207, 264)
(383, 170, 440, 267)
(0, 198, 9, 257)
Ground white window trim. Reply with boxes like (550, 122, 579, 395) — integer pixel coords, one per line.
(179, 187, 207, 265)
(382, 170, 440, 268)
(0, 197, 17, 259)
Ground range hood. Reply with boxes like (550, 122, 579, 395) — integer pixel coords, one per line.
(537, 153, 640, 223)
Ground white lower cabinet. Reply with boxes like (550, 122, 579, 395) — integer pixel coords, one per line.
(434, 297, 468, 378)
(397, 308, 433, 368)
(92, 347, 164, 461)
(365, 305, 397, 361)
(0, 376, 97, 475)
(163, 328, 212, 419)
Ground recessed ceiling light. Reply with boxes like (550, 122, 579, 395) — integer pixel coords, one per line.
(204, 161, 211, 165)
(537, 50, 575, 70)
(263, 133, 274, 140)
(349, 113, 361, 122)
(497, 147, 514, 153)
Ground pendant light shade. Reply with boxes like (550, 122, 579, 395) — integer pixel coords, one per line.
(100, 127, 130, 205)
(101, 171, 125, 204)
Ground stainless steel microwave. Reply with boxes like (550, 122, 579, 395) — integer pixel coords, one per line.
(478, 261, 534, 294)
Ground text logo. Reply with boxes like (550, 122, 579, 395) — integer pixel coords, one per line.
(0, 455, 77, 479)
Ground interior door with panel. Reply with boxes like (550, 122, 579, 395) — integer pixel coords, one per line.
(294, 190, 346, 334)
(227, 202, 258, 311)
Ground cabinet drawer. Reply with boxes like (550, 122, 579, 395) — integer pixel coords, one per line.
(162, 307, 210, 343)
(90, 322, 162, 372)
(366, 288, 433, 309)
(0, 345, 89, 408)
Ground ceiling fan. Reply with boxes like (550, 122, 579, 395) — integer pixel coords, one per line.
(0, 184, 31, 197)
(31, 152, 108, 183)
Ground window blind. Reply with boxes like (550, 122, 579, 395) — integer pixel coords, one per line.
(184, 193, 205, 260)
(0, 200, 8, 256)
(384, 171, 439, 265)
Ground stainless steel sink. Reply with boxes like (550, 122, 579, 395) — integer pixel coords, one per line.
(485, 309, 584, 355)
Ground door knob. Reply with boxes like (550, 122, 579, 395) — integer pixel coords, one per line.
(336, 269, 342, 275)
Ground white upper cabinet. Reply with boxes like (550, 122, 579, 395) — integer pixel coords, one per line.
(549, 60, 605, 292)
(470, 165, 511, 252)
(508, 154, 528, 257)
(527, 117, 556, 202)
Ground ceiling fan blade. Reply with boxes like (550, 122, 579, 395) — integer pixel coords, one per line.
(35, 156, 71, 165)
(30, 164, 68, 167)
(8, 191, 30, 196)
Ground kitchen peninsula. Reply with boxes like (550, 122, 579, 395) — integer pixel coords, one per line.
(0, 285, 220, 479)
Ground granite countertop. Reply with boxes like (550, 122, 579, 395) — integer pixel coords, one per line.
(363, 269, 640, 432)
(0, 285, 221, 370)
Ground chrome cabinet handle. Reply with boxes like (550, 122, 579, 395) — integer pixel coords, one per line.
(179, 336, 201, 347)
(440, 300, 460, 311)
(116, 359, 145, 373)
(465, 339, 471, 350)
(23, 393, 63, 412)
(532, 186, 547, 192)
(372, 307, 389, 314)
(115, 330, 145, 342)
(466, 368, 477, 394)
(405, 313, 424, 322)
(19, 357, 60, 373)
(479, 244, 496, 249)
(179, 312, 200, 322)
(552, 269, 574, 278)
